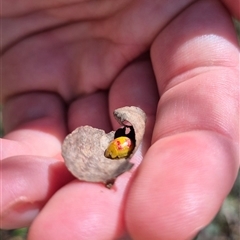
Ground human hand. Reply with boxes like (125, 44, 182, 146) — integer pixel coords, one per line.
(1, 0, 239, 239)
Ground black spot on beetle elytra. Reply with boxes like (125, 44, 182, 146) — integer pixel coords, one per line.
(114, 126, 136, 146)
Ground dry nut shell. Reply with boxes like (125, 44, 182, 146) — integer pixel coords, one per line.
(62, 106, 146, 187)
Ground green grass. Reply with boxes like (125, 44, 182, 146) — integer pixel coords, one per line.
(0, 228, 28, 240)
(196, 173, 240, 240)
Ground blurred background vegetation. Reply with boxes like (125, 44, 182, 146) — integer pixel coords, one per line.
(0, 19, 239, 240)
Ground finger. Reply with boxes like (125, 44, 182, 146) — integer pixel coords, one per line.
(68, 91, 111, 132)
(221, 0, 240, 19)
(2, 92, 67, 159)
(27, 58, 159, 240)
(1, 92, 73, 229)
(109, 55, 159, 131)
(126, 1, 239, 239)
(28, 180, 129, 240)
(109, 57, 159, 168)
(0, 156, 74, 229)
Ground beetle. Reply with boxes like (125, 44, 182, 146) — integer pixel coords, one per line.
(104, 136, 134, 159)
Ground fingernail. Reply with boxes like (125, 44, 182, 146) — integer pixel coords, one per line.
(1, 196, 40, 229)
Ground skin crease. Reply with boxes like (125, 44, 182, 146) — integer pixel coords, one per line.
(0, 0, 239, 239)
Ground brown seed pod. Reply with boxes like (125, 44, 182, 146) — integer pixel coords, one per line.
(62, 106, 146, 188)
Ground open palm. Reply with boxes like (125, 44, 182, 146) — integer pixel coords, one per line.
(1, 0, 239, 239)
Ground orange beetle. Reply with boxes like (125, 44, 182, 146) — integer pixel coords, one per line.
(104, 137, 134, 159)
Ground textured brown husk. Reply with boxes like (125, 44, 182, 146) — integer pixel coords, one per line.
(62, 106, 146, 187)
